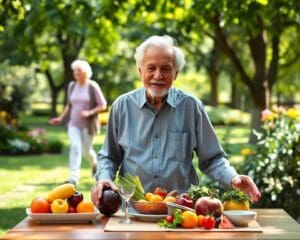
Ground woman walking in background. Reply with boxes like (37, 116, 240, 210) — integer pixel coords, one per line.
(49, 60, 107, 185)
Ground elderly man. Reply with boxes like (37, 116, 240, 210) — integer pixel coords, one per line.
(91, 35, 261, 206)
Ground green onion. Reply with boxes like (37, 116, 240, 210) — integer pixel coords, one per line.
(115, 172, 145, 201)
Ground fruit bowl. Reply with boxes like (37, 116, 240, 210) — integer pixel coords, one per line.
(130, 200, 168, 214)
(223, 210, 257, 227)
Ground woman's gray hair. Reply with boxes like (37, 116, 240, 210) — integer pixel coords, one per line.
(134, 35, 186, 71)
(71, 60, 92, 79)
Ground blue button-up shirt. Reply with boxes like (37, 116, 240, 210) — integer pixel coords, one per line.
(96, 87, 237, 193)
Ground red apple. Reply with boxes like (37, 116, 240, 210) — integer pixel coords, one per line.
(68, 192, 84, 208)
(68, 206, 77, 213)
(154, 187, 167, 199)
(194, 196, 223, 218)
(176, 193, 194, 209)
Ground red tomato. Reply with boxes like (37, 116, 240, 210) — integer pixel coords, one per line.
(30, 196, 51, 213)
(154, 187, 167, 198)
(165, 215, 174, 223)
(202, 216, 216, 229)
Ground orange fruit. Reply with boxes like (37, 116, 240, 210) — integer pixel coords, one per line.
(163, 196, 176, 203)
(197, 214, 205, 227)
(145, 192, 154, 201)
(149, 194, 163, 203)
(30, 196, 51, 213)
(181, 211, 198, 228)
(76, 201, 95, 213)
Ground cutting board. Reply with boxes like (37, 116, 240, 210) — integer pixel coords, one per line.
(104, 215, 263, 232)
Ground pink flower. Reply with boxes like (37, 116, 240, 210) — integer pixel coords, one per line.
(261, 109, 273, 122)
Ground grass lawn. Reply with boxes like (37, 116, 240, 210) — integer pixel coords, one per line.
(0, 114, 250, 237)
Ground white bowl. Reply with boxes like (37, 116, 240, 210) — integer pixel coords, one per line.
(223, 210, 257, 227)
(166, 202, 195, 215)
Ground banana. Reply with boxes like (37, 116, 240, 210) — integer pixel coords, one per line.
(47, 183, 76, 202)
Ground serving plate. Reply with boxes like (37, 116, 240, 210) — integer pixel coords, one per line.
(26, 208, 99, 223)
(128, 211, 167, 222)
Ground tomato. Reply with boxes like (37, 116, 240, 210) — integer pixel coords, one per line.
(165, 215, 174, 223)
(154, 187, 167, 199)
(30, 196, 51, 213)
(202, 216, 216, 229)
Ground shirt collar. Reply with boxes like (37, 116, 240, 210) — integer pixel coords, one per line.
(138, 87, 177, 109)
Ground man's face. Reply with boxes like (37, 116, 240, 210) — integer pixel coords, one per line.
(138, 46, 178, 98)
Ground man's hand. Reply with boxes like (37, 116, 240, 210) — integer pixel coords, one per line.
(91, 180, 118, 207)
(231, 175, 261, 203)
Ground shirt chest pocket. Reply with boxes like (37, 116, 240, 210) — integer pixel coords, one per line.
(167, 132, 189, 162)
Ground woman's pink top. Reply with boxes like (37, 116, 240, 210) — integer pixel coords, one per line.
(68, 80, 106, 129)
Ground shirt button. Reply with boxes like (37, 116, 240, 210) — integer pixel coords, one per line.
(155, 155, 158, 159)
(155, 134, 159, 139)
(154, 175, 158, 179)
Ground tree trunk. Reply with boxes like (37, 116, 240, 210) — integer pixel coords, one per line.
(44, 69, 64, 118)
(56, 32, 84, 106)
(50, 89, 59, 117)
(62, 55, 76, 106)
(207, 37, 220, 106)
(230, 80, 238, 109)
(249, 85, 268, 143)
(208, 66, 218, 106)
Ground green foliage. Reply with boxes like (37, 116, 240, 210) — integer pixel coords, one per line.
(158, 209, 183, 228)
(243, 107, 300, 220)
(0, 125, 63, 155)
(221, 190, 250, 203)
(188, 185, 218, 202)
(0, 64, 35, 123)
(0, 0, 25, 31)
(206, 105, 250, 125)
(47, 140, 64, 153)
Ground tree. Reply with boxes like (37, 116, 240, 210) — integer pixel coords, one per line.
(0, 0, 25, 32)
(190, 0, 300, 142)
(0, 0, 121, 116)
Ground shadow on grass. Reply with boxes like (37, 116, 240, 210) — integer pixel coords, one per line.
(0, 207, 26, 233)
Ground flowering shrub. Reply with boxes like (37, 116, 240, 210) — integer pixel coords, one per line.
(243, 106, 300, 220)
(0, 124, 63, 155)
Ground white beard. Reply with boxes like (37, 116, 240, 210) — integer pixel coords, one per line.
(146, 86, 169, 98)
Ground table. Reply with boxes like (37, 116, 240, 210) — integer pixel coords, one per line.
(1, 209, 299, 240)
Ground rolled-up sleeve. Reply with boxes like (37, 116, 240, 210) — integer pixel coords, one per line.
(195, 105, 237, 187)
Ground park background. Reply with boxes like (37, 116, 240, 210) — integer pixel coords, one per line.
(0, 0, 299, 236)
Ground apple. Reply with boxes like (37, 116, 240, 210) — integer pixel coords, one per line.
(176, 193, 194, 208)
(51, 199, 69, 213)
(68, 206, 77, 213)
(68, 192, 84, 207)
(154, 187, 167, 199)
(194, 196, 223, 218)
(98, 188, 121, 216)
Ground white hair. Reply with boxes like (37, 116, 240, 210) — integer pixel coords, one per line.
(134, 35, 186, 71)
(71, 59, 92, 78)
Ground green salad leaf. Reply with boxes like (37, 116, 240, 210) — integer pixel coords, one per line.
(158, 209, 183, 228)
